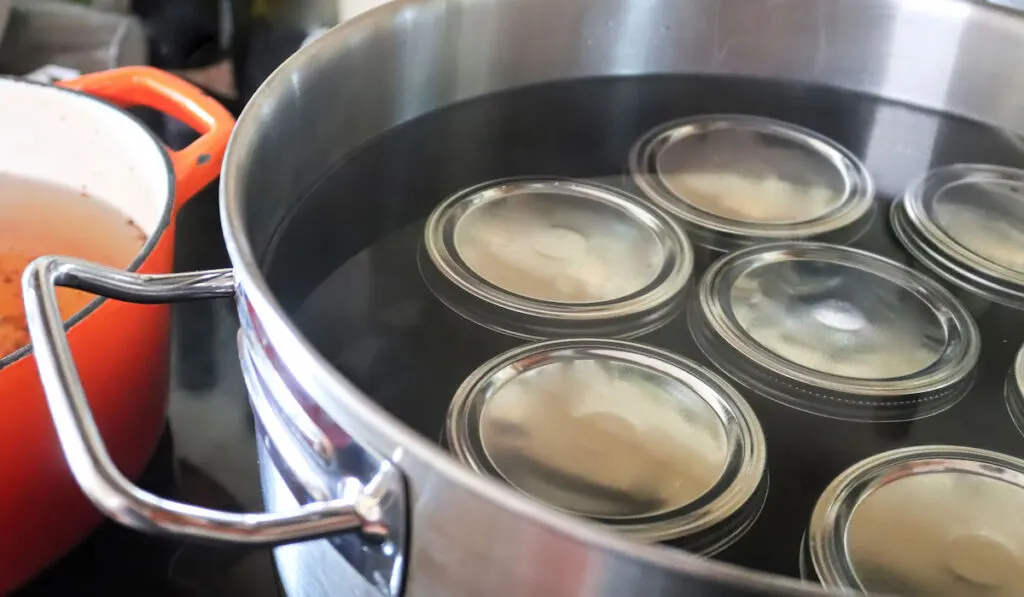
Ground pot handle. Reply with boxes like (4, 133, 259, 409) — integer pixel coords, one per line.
(21, 256, 400, 548)
(58, 66, 235, 203)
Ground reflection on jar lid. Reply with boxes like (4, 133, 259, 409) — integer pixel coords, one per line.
(629, 115, 874, 251)
(422, 178, 693, 339)
(1006, 344, 1024, 439)
(690, 242, 980, 421)
(809, 446, 1024, 597)
(892, 164, 1024, 310)
(446, 339, 766, 552)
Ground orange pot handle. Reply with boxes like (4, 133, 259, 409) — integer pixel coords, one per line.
(59, 66, 235, 204)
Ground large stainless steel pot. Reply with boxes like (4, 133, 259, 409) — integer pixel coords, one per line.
(20, 0, 1024, 596)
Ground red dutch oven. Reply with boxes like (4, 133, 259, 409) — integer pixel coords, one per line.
(0, 66, 234, 592)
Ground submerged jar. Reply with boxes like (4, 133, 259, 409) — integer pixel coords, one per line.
(628, 114, 875, 252)
(806, 445, 1024, 597)
(689, 241, 981, 421)
(891, 163, 1024, 310)
(422, 177, 694, 339)
(445, 338, 767, 555)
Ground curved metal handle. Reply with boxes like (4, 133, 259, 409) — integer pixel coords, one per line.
(21, 256, 394, 546)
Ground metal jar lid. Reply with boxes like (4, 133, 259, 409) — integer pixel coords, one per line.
(422, 177, 693, 339)
(1006, 344, 1024, 438)
(628, 115, 874, 251)
(690, 242, 981, 421)
(445, 338, 767, 551)
(892, 164, 1024, 309)
(808, 446, 1024, 597)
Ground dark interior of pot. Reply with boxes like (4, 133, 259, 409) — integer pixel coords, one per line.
(233, 0, 1024, 594)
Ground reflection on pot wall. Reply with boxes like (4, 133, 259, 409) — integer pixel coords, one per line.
(990, 0, 1024, 11)
(252, 0, 392, 29)
(338, 0, 391, 21)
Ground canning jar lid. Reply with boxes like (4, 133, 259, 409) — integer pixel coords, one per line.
(446, 338, 766, 550)
(892, 164, 1024, 309)
(629, 114, 874, 251)
(690, 242, 981, 421)
(808, 446, 1024, 597)
(422, 177, 693, 338)
(1006, 344, 1024, 438)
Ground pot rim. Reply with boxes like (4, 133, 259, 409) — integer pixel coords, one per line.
(217, 5, 824, 596)
(0, 77, 175, 372)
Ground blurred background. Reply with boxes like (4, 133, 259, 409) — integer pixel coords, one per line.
(0, 0, 392, 111)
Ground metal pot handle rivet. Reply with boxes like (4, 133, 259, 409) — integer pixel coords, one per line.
(21, 256, 402, 549)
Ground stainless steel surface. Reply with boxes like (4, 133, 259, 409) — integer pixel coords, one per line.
(629, 115, 874, 251)
(423, 178, 692, 333)
(20, 256, 406, 556)
(243, 327, 339, 470)
(1006, 344, 1024, 437)
(808, 446, 1024, 596)
(217, 0, 1024, 596)
(892, 163, 1024, 309)
(690, 242, 980, 421)
(240, 332, 407, 597)
(263, 442, 388, 597)
(18, 0, 1019, 595)
(445, 339, 765, 548)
